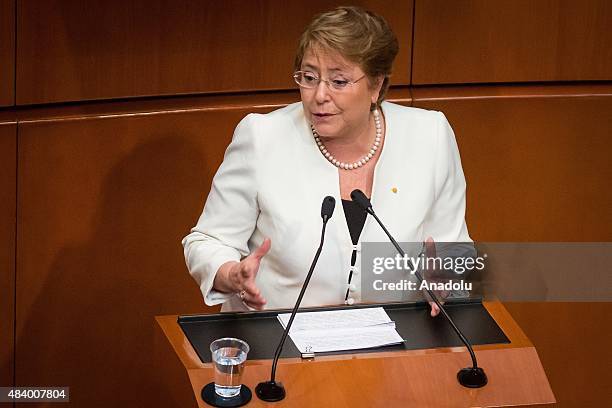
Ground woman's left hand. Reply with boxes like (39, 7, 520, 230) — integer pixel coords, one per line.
(423, 237, 448, 317)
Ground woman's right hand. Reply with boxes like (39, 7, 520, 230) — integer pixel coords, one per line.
(213, 238, 271, 310)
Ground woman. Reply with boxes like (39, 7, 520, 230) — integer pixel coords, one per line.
(182, 7, 471, 314)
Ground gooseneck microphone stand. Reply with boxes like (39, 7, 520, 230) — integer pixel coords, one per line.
(256, 196, 336, 401)
(350, 189, 487, 388)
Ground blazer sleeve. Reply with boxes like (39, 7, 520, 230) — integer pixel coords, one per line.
(182, 114, 260, 306)
(422, 111, 472, 242)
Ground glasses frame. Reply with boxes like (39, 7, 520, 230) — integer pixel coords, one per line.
(293, 70, 367, 91)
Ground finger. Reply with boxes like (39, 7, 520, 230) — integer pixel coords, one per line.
(429, 301, 440, 317)
(240, 252, 270, 282)
(241, 290, 267, 310)
(425, 237, 436, 258)
(229, 264, 254, 294)
(229, 262, 258, 294)
(240, 240, 270, 282)
(237, 277, 267, 305)
(251, 238, 272, 261)
(245, 297, 266, 310)
(239, 261, 256, 279)
(241, 279, 261, 298)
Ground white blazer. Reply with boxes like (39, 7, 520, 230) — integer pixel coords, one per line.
(182, 101, 471, 312)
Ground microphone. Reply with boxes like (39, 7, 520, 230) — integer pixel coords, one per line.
(256, 196, 336, 401)
(350, 189, 373, 215)
(350, 189, 488, 388)
(321, 195, 335, 221)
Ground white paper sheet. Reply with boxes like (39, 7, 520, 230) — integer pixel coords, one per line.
(277, 307, 393, 331)
(277, 307, 404, 353)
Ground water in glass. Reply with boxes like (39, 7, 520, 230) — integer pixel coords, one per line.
(212, 346, 247, 397)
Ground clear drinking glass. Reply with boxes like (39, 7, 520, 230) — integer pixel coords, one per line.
(210, 338, 250, 398)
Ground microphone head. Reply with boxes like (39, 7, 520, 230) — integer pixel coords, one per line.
(321, 196, 336, 220)
(350, 189, 372, 213)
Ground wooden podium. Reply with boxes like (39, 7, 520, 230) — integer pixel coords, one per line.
(156, 301, 555, 407)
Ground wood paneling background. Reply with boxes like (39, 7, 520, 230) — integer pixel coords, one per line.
(0, 1, 610, 407)
(0, 0, 14, 106)
(412, 0, 612, 84)
(15, 108, 262, 406)
(15, 0, 412, 105)
(413, 88, 612, 241)
(0, 122, 16, 393)
(413, 90, 612, 407)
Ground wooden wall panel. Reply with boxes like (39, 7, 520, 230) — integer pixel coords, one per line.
(16, 0, 412, 105)
(412, 0, 612, 84)
(0, 0, 15, 106)
(0, 122, 16, 393)
(15, 107, 278, 406)
(412, 90, 612, 241)
(413, 89, 612, 406)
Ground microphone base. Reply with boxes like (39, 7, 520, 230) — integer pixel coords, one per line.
(457, 367, 488, 388)
(255, 380, 286, 402)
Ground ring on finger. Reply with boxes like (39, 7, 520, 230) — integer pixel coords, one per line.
(238, 290, 246, 300)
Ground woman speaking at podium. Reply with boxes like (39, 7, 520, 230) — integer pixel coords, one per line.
(182, 7, 471, 313)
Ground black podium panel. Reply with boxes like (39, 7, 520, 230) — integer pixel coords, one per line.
(178, 299, 509, 363)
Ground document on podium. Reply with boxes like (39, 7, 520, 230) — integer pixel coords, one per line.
(277, 307, 405, 353)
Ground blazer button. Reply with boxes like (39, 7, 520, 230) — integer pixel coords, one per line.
(346, 298, 355, 305)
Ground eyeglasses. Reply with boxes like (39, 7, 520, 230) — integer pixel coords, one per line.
(293, 71, 366, 91)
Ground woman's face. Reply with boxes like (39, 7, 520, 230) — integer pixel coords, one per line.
(299, 47, 382, 140)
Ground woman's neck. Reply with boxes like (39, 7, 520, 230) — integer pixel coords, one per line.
(319, 113, 381, 161)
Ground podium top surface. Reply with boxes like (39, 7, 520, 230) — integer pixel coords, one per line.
(178, 299, 509, 363)
(157, 301, 555, 407)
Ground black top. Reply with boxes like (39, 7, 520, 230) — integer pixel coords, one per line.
(341, 199, 367, 245)
(342, 199, 368, 300)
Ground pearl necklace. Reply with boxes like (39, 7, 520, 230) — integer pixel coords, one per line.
(312, 109, 382, 170)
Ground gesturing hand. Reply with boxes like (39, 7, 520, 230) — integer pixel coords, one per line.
(215, 238, 271, 310)
(423, 237, 448, 317)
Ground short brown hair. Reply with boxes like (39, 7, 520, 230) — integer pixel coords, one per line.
(294, 6, 399, 109)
